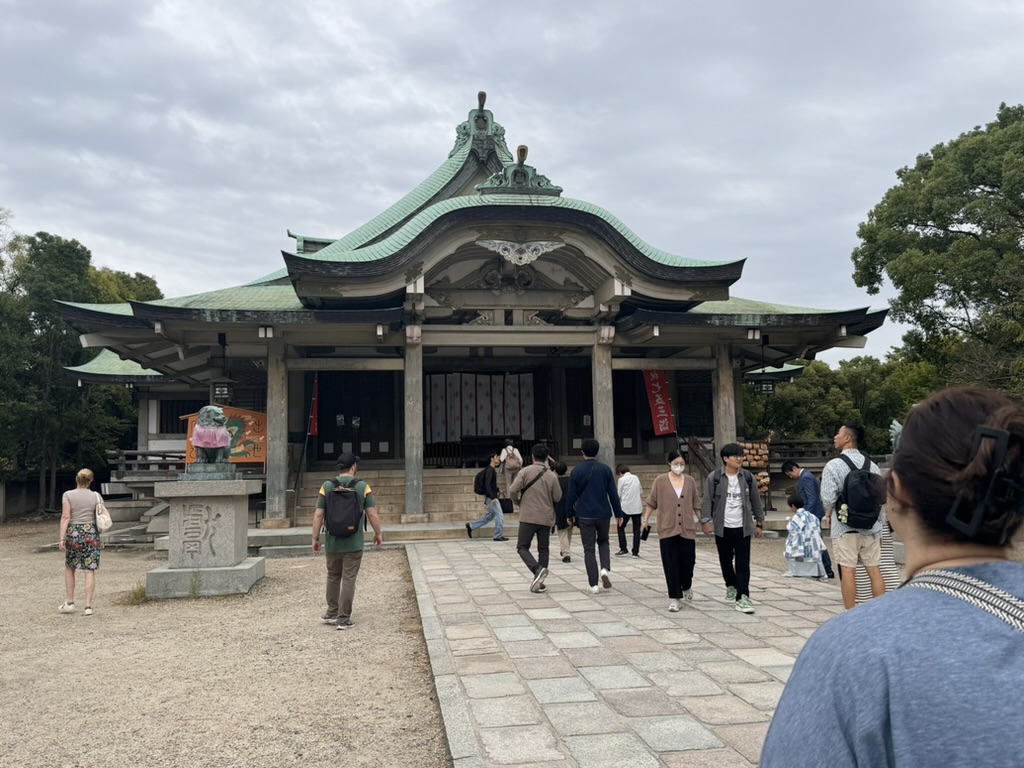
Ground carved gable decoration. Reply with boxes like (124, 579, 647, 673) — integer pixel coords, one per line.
(477, 239, 563, 266)
(477, 144, 563, 196)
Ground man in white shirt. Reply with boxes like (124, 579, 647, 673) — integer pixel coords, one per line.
(700, 443, 764, 614)
(615, 464, 644, 558)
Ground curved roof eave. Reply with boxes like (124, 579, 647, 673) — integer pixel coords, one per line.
(286, 195, 744, 284)
(623, 302, 888, 335)
(65, 349, 164, 381)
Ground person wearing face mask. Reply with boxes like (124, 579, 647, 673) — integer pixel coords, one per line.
(642, 450, 704, 612)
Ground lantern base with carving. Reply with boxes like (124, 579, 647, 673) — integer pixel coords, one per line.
(146, 478, 265, 599)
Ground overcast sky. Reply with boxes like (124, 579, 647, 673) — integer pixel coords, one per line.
(3, 0, 1023, 365)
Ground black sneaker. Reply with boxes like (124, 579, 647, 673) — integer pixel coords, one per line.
(562, 555, 571, 563)
(494, 536, 509, 542)
(614, 549, 629, 557)
(465, 523, 473, 539)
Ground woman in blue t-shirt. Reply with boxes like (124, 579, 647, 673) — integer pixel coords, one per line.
(762, 387, 1024, 768)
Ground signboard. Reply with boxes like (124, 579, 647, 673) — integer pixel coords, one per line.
(642, 370, 676, 437)
(183, 406, 267, 465)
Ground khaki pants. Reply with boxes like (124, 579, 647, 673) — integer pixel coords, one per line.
(557, 525, 574, 557)
(325, 550, 364, 620)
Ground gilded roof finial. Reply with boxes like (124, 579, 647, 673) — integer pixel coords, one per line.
(517, 145, 528, 166)
(478, 91, 487, 111)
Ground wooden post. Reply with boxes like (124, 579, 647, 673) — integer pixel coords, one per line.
(262, 336, 290, 528)
(713, 343, 737, 453)
(592, 334, 615, 468)
(404, 330, 424, 517)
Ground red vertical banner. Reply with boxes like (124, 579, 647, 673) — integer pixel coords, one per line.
(308, 374, 319, 436)
(643, 370, 676, 436)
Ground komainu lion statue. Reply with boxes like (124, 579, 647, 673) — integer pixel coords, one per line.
(192, 405, 232, 463)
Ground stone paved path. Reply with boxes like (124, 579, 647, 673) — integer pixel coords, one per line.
(408, 539, 843, 767)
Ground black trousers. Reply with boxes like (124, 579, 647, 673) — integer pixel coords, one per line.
(577, 517, 611, 587)
(659, 535, 696, 599)
(516, 521, 550, 575)
(617, 513, 643, 554)
(715, 526, 751, 599)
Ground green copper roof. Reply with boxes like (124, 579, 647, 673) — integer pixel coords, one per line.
(689, 296, 837, 315)
(306, 194, 735, 269)
(146, 284, 305, 311)
(60, 301, 135, 316)
(67, 349, 163, 377)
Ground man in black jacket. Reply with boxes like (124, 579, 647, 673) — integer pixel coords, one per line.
(466, 452, 508, 541)
(564, 439, 624, 594)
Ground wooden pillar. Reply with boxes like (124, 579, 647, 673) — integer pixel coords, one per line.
(551, 365, 568, 460)
(592, 331, 615, 468)
(136, 397, 150, 452)
(713, 343, 737, 453)
(263, 336, 290, 528)
(404, 329, 424, 517)
(733, 368, 746, 438)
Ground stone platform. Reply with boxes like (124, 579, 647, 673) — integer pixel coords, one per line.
(146, 557, 267, 599)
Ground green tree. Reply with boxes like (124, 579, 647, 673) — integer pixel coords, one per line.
(0, 226, 163, 508)
(851, 103, 1024, 395)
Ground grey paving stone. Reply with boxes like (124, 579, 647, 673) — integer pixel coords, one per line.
(462, 672, 527, 698)
(525, 607, 573, 620)
(450, 636, 501, 655)
(468, 694, 543, 727)
(660, 748, 755, 767)
(762, 665, 792, 683)
(698, 661, 772, 684)
(603, 688, 682, 717)
(604, 635, 663, 653)
(527, 676, 597, 704)
(660, 670, 725, 697)
(628, 614, 680, 630)
(701, 632, 768, 650)
(579, 664, 651, 690)
(545, 701, 628, 735)
(514, 656, 578, 680)
(486, 613, 533, 628)
(494, 625, 545, 642)
(713, 722, 772, 764)
(440, 611, 488, 625)
(562, 732, 661, 768)
(446, 624, 494, 640)
(632, 715, 725, 751)
(589, 621, 642, 638)
(548, 631, 602, 649)
(628, 651, 694, 673)
(478, 724, 564, 765)
(562, 646, 627, 667)
(454, 653, 515, 676)
(645, 628, 703, 645)
(677, 694, 772, 725)
(728, 681, 786, 711)
(504, 639, 561, 658)
(731, 648, 797, 668)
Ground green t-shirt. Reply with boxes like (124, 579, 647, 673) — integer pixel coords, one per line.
(316, 476, 376, 553)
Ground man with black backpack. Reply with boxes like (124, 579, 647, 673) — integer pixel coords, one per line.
(821, 422, 886, 610)
(311, 452, 382, 630)
(466, 452, 508, 541)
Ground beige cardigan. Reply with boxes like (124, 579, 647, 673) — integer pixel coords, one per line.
(644, 473, 702, 540)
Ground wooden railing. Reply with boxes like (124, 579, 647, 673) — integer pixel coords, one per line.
(106, 450, 186, 480)
(685, 436, 716, 484)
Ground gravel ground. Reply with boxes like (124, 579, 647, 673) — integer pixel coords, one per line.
(0, 520, 451, 768)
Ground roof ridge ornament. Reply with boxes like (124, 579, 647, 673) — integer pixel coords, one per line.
(476, 144, 563, 197)
(449, 90, 510, 159)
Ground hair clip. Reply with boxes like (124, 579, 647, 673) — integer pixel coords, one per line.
(946, 426, 1010, 538)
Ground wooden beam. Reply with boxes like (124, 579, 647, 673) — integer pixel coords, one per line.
(287, 358, 405, 371)
(611, 358, 715, 370)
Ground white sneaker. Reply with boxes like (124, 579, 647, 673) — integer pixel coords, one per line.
(58, 602, 76, 614)
(682, 589, 693, 601)
(530, 567, 549, 593)
(83, 607, 94, 616)
(587, 584, 600, 594)
(600, 568, 612, 589)
(668, 599, 680, 612)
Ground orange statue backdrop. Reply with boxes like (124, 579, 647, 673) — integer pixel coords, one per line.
(183, 407, 267, 465)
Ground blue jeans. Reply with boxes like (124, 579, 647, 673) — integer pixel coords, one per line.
(469, 497, 504, 539)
